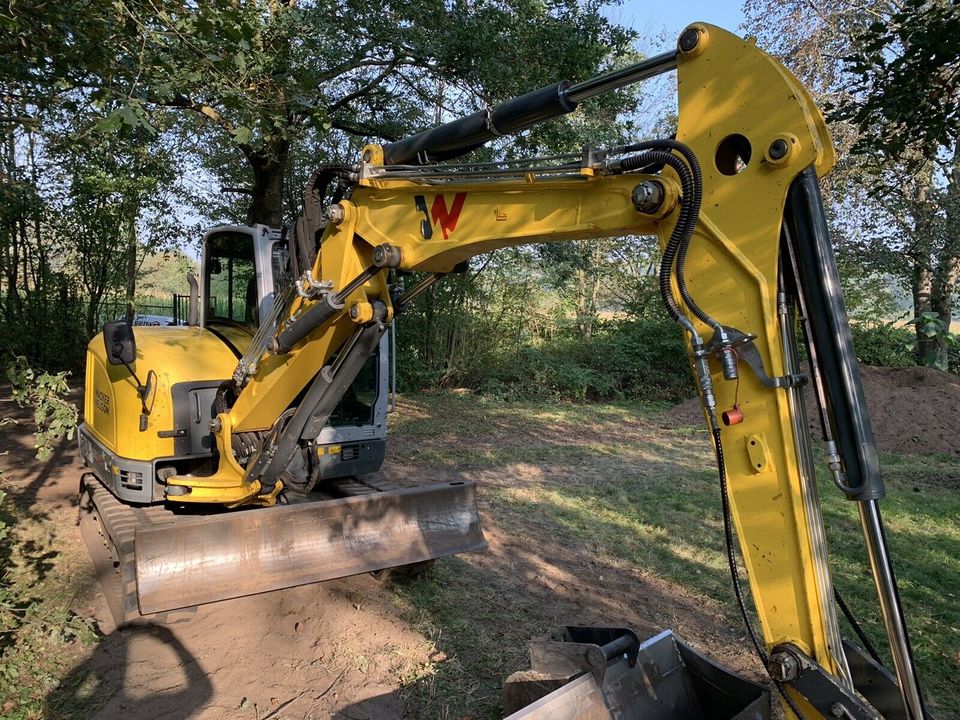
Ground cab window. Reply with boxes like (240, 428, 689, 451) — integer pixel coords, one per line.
(272, 241, 292, 293)
(205, 233, 257, 328)
(329, 349, 378, 427)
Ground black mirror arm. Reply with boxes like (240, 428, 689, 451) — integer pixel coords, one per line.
(119, 361, 154, 430)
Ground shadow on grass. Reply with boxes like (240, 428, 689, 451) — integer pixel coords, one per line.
(44, 624, 214, 720)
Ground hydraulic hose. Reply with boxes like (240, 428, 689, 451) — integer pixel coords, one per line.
(613, 138, 722, 345)
(615, 148, 693, 323)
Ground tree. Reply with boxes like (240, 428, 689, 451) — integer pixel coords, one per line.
(837, 0, 960, 369)
(48, 121, 182, 334)
(83, 0, 633, 226)
(838, 0, 960, 162)
(743, 0, 960, 370)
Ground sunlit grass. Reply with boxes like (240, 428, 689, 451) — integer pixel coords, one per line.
(389, 392, 960, 719)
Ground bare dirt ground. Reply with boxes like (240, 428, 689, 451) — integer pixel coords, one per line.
(0, 389, 764, 720)
(664, 364, 960, 456)
(1, 397, 437, 720)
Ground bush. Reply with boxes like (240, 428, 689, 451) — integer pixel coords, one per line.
(849, 323, 915, 368)
(590, 318, 693, 400)
(477, 318, 693, 402)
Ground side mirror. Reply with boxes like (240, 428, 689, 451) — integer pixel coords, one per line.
(103, 321, 137, 366)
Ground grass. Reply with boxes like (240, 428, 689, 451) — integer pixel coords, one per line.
(0, 490, 102, 720)
(386, 392, 960, 719)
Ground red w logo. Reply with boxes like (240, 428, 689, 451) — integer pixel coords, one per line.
(430, 193, 467, 239)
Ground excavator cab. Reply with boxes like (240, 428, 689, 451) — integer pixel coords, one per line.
(78, 223, 390, 505)
(198, 225, 390, 481)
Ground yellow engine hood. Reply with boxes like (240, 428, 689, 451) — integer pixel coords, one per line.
(84, 326, 241, 460)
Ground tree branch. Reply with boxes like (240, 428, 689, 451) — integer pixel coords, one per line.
(165, 96, 254, 155)
(328, 59, 400, 113)
(329, 118, 398, 142)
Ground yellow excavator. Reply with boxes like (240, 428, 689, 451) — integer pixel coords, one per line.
(78, 23, 930, 720)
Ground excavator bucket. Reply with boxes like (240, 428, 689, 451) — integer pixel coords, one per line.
(79, 475, 486, 624)
(502, 628, 770, 720)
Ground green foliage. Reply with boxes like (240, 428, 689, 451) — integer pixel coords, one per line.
(52, 0, 635, 224)
(838, 0, 960, 161)
(393, 244, 693, 402)
(906, 312, 959, 372)
(5, 358, 79, 462)
(849, 323, 916, 368)
(466, 318, 692, 402)
(0, 358, 93, 719)
(136, 251, 198, 298)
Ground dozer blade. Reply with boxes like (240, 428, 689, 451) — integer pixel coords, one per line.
(134, 481, 486, 615)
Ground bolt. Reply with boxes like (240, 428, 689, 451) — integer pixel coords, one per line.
(766, 650, 800, 682)
(678, 28, 701, 54)
(209, 417, 223, 433)
(768, 138, 789, 160)
(349, 305, 360, 319)
(323, 204, 345, 225)
(362, 149, 372, 162)
(831, 703, 847, 719)
(632, 180, 665, 214)
(587, 647, 605, 668)
(372, 244, 402, 268)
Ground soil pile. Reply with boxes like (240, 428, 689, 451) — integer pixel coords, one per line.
(662, 364, 960, 456)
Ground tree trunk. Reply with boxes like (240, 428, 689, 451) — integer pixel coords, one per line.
(86, 291, 103, 339)
(911, 264, 940, 365)
(124, 214, 138, 325)
(246, 140, 289, 227)
(919, 140, 960, 370)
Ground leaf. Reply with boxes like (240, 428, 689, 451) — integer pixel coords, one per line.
(233, 126, 253, 145)
(95, 111, 125, 133)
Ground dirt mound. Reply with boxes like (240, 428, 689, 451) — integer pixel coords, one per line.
(662, 364, 960, 457)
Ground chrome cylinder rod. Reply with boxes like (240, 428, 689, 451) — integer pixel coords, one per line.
(859, 500, 927, 720)
(778, 288, 852, 688)
(564, 50, 678, 104)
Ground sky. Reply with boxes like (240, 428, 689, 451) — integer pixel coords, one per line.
(605, 0, 745, 53)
